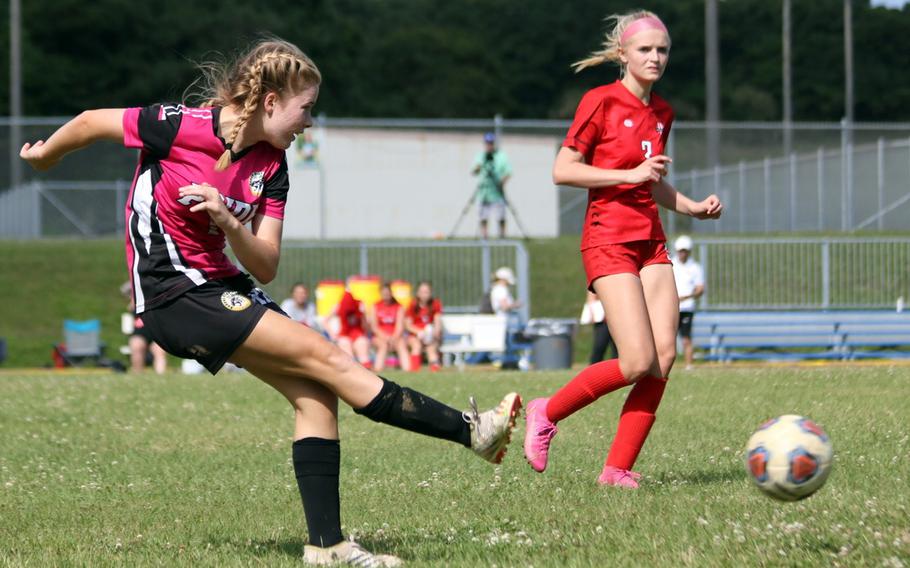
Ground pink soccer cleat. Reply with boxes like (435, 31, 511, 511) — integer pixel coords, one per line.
(523, 398, 558, 472)
(597, 465, 642, 489)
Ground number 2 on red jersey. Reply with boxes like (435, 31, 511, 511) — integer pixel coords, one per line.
(641, 140, 653, 159)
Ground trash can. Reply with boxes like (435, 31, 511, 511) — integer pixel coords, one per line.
(523, 319, 576, 370)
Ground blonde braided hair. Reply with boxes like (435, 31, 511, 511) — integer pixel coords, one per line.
(572, 10, 668, 74)
(196, 39, 321, 171)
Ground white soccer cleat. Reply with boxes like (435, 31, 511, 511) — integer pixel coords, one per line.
(303, 539, 402, 567)
(463, 392, 523, 464)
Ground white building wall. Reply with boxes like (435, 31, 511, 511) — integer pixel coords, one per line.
(283, 128, 559, 240)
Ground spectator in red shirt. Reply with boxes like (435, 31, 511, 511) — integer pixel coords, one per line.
(523, 10, 722, 489)
(405, 281, 443, 372)
(334, 289, 371, 369)
(369, 282, 409, 372)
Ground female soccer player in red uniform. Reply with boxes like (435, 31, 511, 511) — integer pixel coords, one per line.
(405, 281, 444, 372)
(523, 11, 722, 488)
(369, 282, 410, 372)
(20, 39, 520, 566)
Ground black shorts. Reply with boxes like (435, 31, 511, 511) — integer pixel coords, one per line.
(141, 274, 285, 374)
(678, 311, 694, 338)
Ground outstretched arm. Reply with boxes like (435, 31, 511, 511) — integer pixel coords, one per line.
(20, 109, 125, 171)
(651, 178, 723, 219)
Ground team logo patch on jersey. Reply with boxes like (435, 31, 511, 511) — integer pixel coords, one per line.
(656, 122, 665, 135)
(249, 171, 265, 197)
(623, 119, 634, 128)
(221, 291, 252, 311)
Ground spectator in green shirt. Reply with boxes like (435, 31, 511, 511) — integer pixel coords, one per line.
(471, 132, 512, 239)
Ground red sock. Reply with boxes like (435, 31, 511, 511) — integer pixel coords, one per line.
(605, 375, 668, 470)
(410, 354, 422, 371)
(545, 359, 630, 423)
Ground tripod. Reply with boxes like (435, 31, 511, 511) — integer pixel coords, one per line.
(447, 188, 529, 240)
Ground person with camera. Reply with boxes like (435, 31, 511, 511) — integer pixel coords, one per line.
(470, 132, 512, 239)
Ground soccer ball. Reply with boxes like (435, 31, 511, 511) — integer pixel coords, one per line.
(745, 414, 833, 501)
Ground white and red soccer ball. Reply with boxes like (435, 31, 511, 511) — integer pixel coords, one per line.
(745, 414, 833, 501)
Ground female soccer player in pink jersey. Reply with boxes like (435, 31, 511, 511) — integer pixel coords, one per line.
(20, 39, 520, 566)
(523, 11, 722, 488)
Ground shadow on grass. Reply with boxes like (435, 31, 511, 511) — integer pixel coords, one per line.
(237, 537, 304, 558)
(653, 465, 745, 486)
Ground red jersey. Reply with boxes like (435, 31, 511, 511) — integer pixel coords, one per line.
(337, 291, 366, 336)
(122, 104, 289, 313)
(563, 81, 674, 248)
(408, 298, 442, 330)
(373, 300, 401, 335)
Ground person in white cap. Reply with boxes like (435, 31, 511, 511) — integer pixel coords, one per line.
(490, 266, 522, 315)
(671, 235, 704, 370)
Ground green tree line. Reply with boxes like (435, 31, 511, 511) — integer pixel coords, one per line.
(1, 0, 908, 121)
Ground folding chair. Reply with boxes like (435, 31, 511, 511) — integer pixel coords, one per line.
(55, 319, 105, 367)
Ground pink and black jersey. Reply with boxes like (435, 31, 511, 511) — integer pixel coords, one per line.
(123, 103, 289, 313)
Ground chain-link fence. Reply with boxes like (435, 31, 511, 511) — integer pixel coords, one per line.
(263, 240, 530, 321)
(689, 237, 910, 310)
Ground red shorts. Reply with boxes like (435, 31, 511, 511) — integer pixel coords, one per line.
(582, 240, 672, 289)
(338, 328, 366, 342)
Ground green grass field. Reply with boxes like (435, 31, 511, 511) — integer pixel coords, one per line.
(2, 365, 908, 566)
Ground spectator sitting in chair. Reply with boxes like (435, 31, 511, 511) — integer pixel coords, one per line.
(369, 282, 410, 372)
(405, 281, 443, 372)
(333, 288, 372, 369)
(280, 282, 320, 331)
(489, 267, 522, 316)
(488, 266, 524, 368)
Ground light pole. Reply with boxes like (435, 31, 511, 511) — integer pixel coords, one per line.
(843, 0, 854, 123)
(782, 0, 793, 156)
(705, 0, 721, 167)
(9, 0, 23, 191)
(843, 0, 855, 230)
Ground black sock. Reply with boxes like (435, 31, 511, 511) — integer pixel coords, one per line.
(354, 378, 472, 448)
(292, 438, 344, 547)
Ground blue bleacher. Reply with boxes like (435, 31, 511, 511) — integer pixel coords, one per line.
(691, 311, 910, 362)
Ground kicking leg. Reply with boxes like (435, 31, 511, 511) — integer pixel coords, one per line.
(230, 311, 520, 461)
